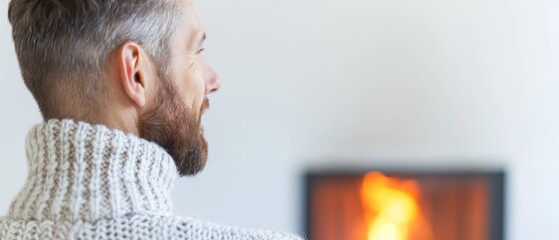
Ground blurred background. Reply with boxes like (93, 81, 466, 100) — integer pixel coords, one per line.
(1, 0, 558, 239)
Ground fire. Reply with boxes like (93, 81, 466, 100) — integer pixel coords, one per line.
(360, 172, 433, 240)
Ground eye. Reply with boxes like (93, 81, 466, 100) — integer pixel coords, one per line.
(196, 48, 206, 55)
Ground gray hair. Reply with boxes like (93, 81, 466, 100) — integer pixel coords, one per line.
(8, 0, 183, 118)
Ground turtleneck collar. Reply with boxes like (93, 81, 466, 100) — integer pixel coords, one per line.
(8, 119, 179, 222)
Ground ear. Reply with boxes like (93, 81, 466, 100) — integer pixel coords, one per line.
(117, 42, 148, 107)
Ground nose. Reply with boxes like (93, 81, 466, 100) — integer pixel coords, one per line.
(201, 57, 221, 95)
(205, 67, 220, 95)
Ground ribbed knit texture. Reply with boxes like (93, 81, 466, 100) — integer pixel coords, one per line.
(0, 119, 304, 240)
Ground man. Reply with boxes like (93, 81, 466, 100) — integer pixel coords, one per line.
(0, 0, 302, 239)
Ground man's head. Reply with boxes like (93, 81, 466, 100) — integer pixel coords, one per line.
(8, 0, 220, 176)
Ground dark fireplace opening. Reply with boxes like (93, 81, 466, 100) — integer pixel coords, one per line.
(304, 169, 505, 240)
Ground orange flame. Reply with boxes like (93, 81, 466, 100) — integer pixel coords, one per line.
(360, 172, 433, 240)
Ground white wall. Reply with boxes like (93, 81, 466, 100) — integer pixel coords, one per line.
(1, 0, 558, 239)
(0, 0, 41, 222)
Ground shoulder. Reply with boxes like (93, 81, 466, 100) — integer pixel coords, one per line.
(79, 213, 306, 240)
(0, 213, 306, 240)
(172, 216, 305, 240)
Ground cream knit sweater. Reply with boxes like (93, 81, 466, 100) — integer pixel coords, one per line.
(0, 119, 303, 240)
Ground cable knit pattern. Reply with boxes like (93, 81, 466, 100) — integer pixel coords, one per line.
(0, 119, 304, 240)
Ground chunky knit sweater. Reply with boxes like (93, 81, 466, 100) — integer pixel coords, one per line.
(0, 119, 303, 240)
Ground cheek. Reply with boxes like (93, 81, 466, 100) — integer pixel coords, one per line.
(178, 60, 206, 107)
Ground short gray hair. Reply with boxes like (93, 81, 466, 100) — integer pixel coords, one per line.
(8, 0, 183, 118)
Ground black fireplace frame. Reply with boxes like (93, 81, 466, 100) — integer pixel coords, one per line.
(303, 168, 506, 240)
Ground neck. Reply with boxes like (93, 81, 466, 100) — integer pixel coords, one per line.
(8, 119, 178, 222)
(87, 112, 141, 136)
(47, 100, 142, 137)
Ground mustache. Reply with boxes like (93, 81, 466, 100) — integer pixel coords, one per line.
(200, 98, 210, 116)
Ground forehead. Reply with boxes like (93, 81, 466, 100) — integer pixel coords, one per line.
(175, 0, 203, 46)
(181, 0, 200, 23)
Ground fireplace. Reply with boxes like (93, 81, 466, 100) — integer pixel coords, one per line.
(304, 168, 505, 240)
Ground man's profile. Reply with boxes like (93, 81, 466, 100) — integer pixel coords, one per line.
(0, 0, 302, 239)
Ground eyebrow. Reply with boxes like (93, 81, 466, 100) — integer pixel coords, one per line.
(199, 32, 206, 46)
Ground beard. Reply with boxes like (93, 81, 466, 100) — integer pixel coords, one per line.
(138, 74, 209, 177)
